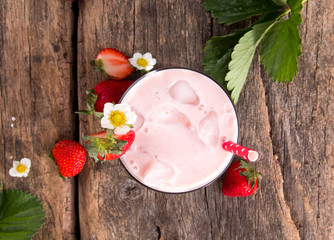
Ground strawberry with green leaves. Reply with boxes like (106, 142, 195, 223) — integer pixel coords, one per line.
(77, 80, 133, 118)
(221, 160, 261, 197)
(82, 103, 137, 162)
(51, 140, 87, 177)
(91, 48, 134, 79)
(83, 130, 135, 162)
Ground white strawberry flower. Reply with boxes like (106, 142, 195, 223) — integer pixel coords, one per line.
(129, 52, 156, 71)
(101, 103, 137, 135)
(9, 158, 31, 177)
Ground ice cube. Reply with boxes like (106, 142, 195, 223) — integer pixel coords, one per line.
(142, 160, 175, 184)
(221, 113, 237, 131)
(133, 112, 144, 131)
(148, 105, 191, 127)
(130, 160, 140, 172)
(198, 111, 220, 147)
(169, 80, 199, 105)
(224, 103, 234, 113)
(129, 106, 145, 131)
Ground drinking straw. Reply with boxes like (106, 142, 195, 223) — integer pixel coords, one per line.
(222, 140, 259, 162)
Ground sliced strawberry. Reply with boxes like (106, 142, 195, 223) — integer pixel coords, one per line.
(91, 48, 134, 80)
(103, 131, 135, 160)
(83, 130, 135, 162)
(89, 131, 107, 139)
(77, 80, 133, 118)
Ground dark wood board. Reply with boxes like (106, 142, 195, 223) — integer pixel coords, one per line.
(0, 0, 332, 239)
(0, 1, 77, 239)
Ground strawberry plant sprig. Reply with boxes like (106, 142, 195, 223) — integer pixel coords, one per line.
(202, 0, 306, 103)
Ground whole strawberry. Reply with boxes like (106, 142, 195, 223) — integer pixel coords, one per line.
(93, 80, 133, 112)
(51, 140, 87, 177)
(77, 80, 133, 118)
(83, 130, 135, 162)
(221, 160, 261, 197)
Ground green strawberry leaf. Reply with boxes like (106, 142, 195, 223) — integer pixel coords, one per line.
(76, 110, 93, 115)
(107, 149, 123, 155)
(202, 11, 284, 100)
(106, 130, 114, 140)
(116, 139, 127, 150)
(272, 0, 287, 6)
(202, 0, 282, 25)
(202, 0, 304, 104)
(259, 0, 302, 82)
(0, 187, 45, 239)
(225, 20, 276, 103)
(203, 28, 250, 92)
(91, 59, 108, 78)
(237, 160, 262, 189)
(83, 133, 127, 162)
(86, 89, 98, 111)
(77, 89, 105, 119)
(94, 111, 104, 119)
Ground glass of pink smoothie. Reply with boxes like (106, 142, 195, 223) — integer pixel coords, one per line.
(119, 68, 239, 193)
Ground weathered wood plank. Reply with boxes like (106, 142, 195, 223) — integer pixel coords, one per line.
(263, 0, 334, 239)
(1, 0, 331, 239)
(0, 1, 77, 239)
(77, 0, 333, 239)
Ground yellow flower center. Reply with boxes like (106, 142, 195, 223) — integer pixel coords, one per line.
(137, 58, 148, 68)
(109, 110, 127, 128)
(16, 164, 27, 173)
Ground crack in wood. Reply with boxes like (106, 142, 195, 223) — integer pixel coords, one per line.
(155, 225, 161, 240)
(258, 56, 301, 239)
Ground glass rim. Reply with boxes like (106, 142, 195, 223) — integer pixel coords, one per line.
(119, 67, 240, 194)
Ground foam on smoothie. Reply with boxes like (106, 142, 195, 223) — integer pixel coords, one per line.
(120, 68, 238, 193)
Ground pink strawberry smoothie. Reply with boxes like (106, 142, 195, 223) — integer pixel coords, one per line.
(120, 68, 238, 193)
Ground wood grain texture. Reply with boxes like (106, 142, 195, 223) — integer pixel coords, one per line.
(77, 0, 333, 239)
(1, 0, 332, 239)
(0, 1, 77, 239)
(263, 1, 334, 239)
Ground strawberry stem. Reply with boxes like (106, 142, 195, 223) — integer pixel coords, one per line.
(76, 89, 104, 119)
(76, 110, 93, 115)
(82, 132, 128, 162)
(237, 160, 262, 192)
(90, 59, 122, 80)
(86, 89, 98, 111)
(90, 59, 105, 75)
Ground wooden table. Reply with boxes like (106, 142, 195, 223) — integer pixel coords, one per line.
(1, 1, 333, 239)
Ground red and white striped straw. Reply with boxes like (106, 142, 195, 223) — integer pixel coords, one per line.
(222, 140, 259, 162)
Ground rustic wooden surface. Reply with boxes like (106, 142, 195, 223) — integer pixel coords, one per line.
(0, 1, 78, 239)
(0, 0, 333, 239)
